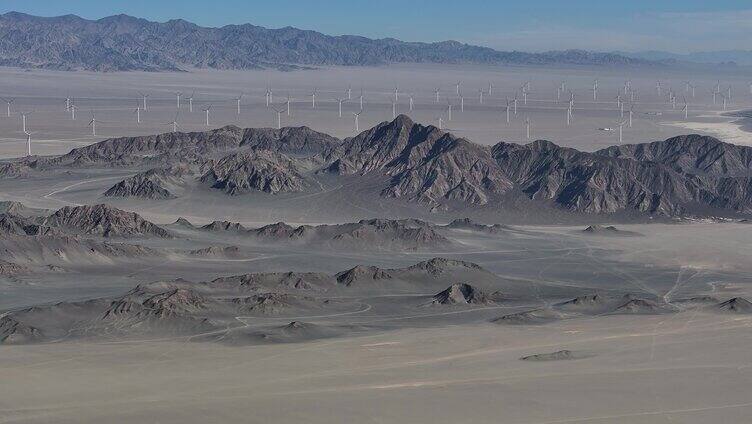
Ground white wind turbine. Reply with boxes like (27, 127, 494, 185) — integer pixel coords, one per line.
(2, 98, 13, 117)
(456, 81, 460, 96)
(334, 97, 348, 118)
(20, 111, 33, 133)
(505, 98, 511, 124)
(286, 94, 291, 116)
(164, 111, 180, 133)
(64, 95, 71, 111)
(446, 102, 452, 121)
(352, 108, 363, 132)
(23, 129, 32, 156)
(347, 85, 352, 100)
(566, 102, 572, 126)
(394, 87, 399, 103)
(138, 92, 149, 110)
(434, 88, 440, 103)
(617, 119, 627, 143)
(311, 89, 317, 109)
(358, 88, 364, 110)
(628, 104, 634, 128)
(513, 94, 518, 115)
(70, 103, 77, 120)
(391, 100, 397, 119)
(265, 87, 272, 107)
(202, 104, 212, 126)
(270, 105, 284, 129)
(592, 79, 598, 101)
(478, 89, 484, 104)
(234, 94, 242, 115)
(187, 91, 195, 112)
(88, 111, 99, 136)
(409, 94, 414, 111)
(175, 91, 182, 109)
(459, 93, 464, 112)
(133, 104, 141, 124)
(488, 82, 493, 96)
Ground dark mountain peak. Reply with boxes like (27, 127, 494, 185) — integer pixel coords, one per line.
(44, 204, 172, 238)
(431, 283, 492, 305)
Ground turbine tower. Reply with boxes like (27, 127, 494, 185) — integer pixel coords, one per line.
(24, 129, 32, 156)
(352, 109, 363, 132)
(234, 94, 242, 115)
(203, 104, 212, 126)
(138, 92, 149, 111)
(334, 97, 348, 118)
(270, 105, 284, 129)
(525, 117, 531, 140)
(20, 111, 33, 133)
(88, 111, 98, 136)
(311, 89, 317, 109)
(2, 98, 13, 117)
(175, 91, 182, 109)
(164, 112, 180, 133)
(134, 104, 141, 124)
(187, 91, 195, 112)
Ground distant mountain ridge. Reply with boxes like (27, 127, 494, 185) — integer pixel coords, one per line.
(0, 11, 659, 71)
(12, 115, 752, 219)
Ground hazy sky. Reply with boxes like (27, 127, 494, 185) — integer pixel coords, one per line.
(1, 0, 750, 53)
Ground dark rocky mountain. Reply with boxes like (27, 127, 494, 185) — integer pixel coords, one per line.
(596, 135, 752, 177)
(325, 115, 513, 206)
(9, 116, 752, 219)
(43, 204, 172, 238)
(0, 12, 658, 71)
(430, 283, 493, 305)
(104, 165, 191, 199)
(45, 125, 337, 168)
(200, 150, 308, 195)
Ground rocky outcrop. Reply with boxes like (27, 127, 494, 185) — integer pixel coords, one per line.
(43, 204, 172, 238)
(104, 165, 191, 199)
(430, 283, 492, 305)
(200, 151, 307, 195)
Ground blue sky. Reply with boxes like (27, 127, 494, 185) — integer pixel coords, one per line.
(1, 0, 749, 52)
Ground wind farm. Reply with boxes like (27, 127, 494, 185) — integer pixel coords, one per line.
(1, 6, 752, 424)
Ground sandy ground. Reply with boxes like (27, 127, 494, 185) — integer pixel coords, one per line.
(1, 311, 751, 424)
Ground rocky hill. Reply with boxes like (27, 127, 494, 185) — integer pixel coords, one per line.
(0, 12, 658, 71)
(43, 204, 172, 238)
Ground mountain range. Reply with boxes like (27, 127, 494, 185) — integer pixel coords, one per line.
(0, 12, 659, 71)
(8, 115, 752, 219)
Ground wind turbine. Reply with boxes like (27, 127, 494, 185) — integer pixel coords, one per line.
(187, 91, 195, 112)
(2, 98, 13, 117)
(311, 89, 317, 108)
(70, 103, 77, 120)
(459, 93, 464, 112)
(270, 105, 284, 129)
(434, 88, 440, 103)
(286, 94, 291, 116)
(391, 100, 397, 119)
(456, 81, 460, 96)
(409, 94, 414, 111)
(265, 87, 272, 107)
(394, 87, 399, 103)
(437, 115, 444, 130)
(202, 104, 212, 126)
(23, 129, 32, 156)
(592, 79, 598, 101)
(334, 97, 348, 118)
(505, 98, 511, 124)
(134, 104, 141, 124)
(513, 94, 518, 115)
(446, 102, 452, 121)
(488, 82, 493, 96)
(138, 92, 149, 111)
(347, 85, 352, 100)
(20, 111, 33, 133)
(234, 94, 242, 115)
(359, 88, 364, 110)
(175, 91, 182, 109)
(64, 95, 71, 112)
(164, 111, 180, 133)
(566, 102, 572, 126)
(617, 119, 627, 143)
(479, 89, 484, 104)
(88, 111, 98, 136)
(352, 109, 363, 132)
